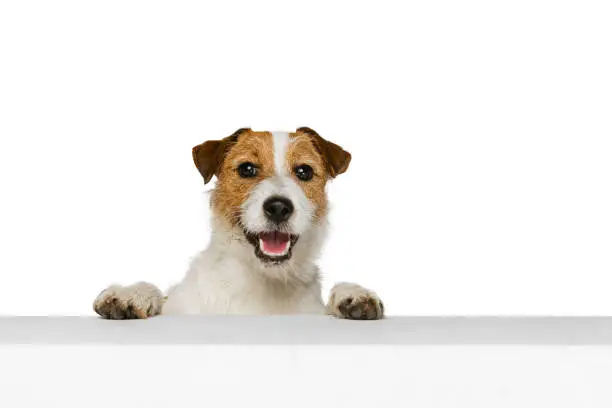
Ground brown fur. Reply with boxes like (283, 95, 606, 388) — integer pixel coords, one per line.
(192, 128, 250, 184)
(212, 130, 274, 225)
(286, 131, 329, 220)
(296, 127, 351, 177)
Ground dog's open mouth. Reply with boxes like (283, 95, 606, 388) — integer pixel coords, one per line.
(259, 231, 291, 256)
(244, 229, 299, 263)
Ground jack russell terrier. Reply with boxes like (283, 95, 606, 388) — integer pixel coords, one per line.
(93, 127, 384, 320)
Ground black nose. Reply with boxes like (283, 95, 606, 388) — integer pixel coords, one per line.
(263, 196, 294, 223)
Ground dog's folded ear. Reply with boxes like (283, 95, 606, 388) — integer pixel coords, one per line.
(192, 128, 250, 184)
(297, 127, 351, 178)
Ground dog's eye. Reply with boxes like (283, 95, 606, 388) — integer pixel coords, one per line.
(294, 164, 314, 181)
(237, 162, 258, 178)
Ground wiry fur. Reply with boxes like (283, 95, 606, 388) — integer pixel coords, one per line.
(93, 128, 383, 320)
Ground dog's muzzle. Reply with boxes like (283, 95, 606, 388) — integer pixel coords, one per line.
(243, 195, 300, 264)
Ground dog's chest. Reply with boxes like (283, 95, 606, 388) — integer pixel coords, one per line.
(192, 257, 323, 315)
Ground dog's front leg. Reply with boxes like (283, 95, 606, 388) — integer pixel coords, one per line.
(93, 282, 165, 319)
(326, 282, 384, 320)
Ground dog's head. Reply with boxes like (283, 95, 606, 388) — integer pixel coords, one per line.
(192, 127, 351, 267)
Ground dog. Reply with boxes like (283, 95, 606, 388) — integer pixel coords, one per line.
(93, 127, 384, 320)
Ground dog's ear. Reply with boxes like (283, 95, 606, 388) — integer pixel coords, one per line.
(297, 127, 351, 178)
(192, 128, 250, 184)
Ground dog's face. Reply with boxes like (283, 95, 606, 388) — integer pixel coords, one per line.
(192, 127, 351, 265)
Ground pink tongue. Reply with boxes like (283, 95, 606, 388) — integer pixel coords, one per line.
(260, 231, 290, 254)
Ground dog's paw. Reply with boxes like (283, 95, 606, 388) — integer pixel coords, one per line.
(327, 283, 384, 320)
(93, 282, 164, 320)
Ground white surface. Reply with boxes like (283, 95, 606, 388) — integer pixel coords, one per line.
(1, 1, 612, 317)
(1, 317, 612, 407)
(2, 316, 612, 344)
(3, 346, 612, 408)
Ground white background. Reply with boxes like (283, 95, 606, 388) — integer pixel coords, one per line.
(0, 0, 610, 316)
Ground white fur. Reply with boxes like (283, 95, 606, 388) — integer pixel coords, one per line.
(162, 218, 327, 315)
(271, 131, 290, 175)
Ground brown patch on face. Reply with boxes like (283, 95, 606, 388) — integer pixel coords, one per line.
(287, 128, 352, 220)
(210, 130, 275, 226)
(295, 127, 351, 177)
(192, 128, 250, 184)
(286, 132, 330, 220)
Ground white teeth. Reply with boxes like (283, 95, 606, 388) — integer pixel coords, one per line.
(258, 238, 291, 256)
